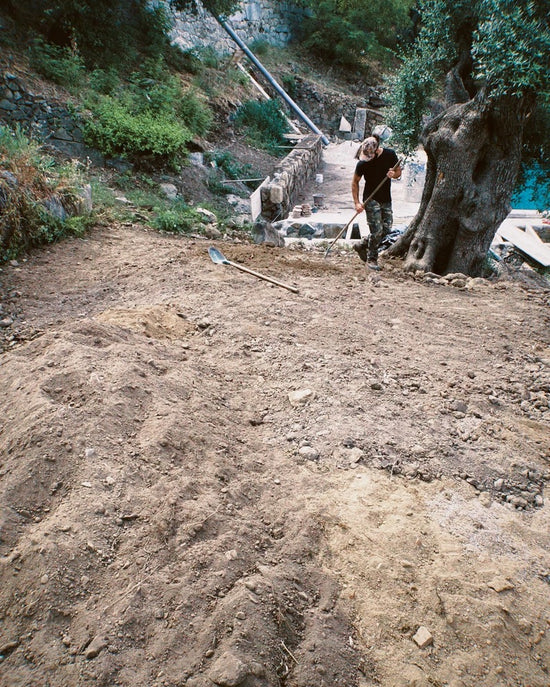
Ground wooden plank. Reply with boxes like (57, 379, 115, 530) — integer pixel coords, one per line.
(498, 224, 550, 266)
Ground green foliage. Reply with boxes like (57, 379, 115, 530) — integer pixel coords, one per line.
(152, 202, 207, 234)
(83, 97, 192, 162)
(0, 125, 92, 261)
(178, 90, 213, 137)
(472, 0, 550, 98)
(298, 0, 414, 69)
(249, 39, 270, 56)
(385, 0, 550, 155)
(205, 151, 255, 181)
(88, 68, 121, 95)
(29, 38, 85, 90)
(234, 100, 289, 152)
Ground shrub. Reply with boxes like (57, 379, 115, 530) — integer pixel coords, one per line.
(234, 100, 289, 152)
(152, 202, 206, 234)
(83, 97, 191, 162)
(178, 90, 213, 137)
(29, 38, 85, 91)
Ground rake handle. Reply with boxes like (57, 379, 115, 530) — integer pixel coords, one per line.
(324, 157, 404, 258)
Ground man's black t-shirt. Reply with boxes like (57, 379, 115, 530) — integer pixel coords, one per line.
(355, 148, 398, 204)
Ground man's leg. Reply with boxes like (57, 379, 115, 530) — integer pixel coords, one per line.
(365, 200, 384, 263)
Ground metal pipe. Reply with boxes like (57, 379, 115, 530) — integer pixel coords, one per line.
(219, 19, 330, 146)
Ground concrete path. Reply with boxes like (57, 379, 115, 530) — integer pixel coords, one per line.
(293, 141, 424, 240)
(293, 142, 545, 251)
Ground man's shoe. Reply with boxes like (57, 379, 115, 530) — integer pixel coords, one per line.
(353, 238, 368, 263)
(366, 260, 380, 271)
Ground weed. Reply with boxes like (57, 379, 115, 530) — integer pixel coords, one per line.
(152, 202, 207, 234)
(0, 124, 94, 261)
(234, 99, 289, 152)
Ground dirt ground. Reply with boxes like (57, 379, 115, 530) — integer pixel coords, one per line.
(1, 225, 550, 687)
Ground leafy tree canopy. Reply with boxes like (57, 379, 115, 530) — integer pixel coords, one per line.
(296, 0, 415, 68)
(4, 0, 170, 69)
(386, 0, 550, 154)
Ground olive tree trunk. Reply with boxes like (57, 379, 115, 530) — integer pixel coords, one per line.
(387, 91, 531, 276)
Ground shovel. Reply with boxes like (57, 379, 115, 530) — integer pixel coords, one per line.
(208, 247, 299, 294)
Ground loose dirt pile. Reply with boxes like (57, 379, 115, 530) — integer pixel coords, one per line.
(1, 227, 549, 687)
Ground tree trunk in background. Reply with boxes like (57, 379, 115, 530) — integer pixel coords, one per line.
(387, 92, 532, 276)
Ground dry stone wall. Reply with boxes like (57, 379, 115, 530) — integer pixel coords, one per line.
(0, 72, 102, 163)
(260, 134, 322, 221)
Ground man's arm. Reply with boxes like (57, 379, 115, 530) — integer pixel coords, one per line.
(387, 162, 401, 179)
(352, 173, 364, 213)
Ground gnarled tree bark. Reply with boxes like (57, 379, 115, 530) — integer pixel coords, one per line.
(387, 83, 533, 276)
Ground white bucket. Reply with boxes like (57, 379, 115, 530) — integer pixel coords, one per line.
(315, 174, 323, 184)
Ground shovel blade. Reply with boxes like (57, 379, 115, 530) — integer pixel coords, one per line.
(208, 246, 229, 265)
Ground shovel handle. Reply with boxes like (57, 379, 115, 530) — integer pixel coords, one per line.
(226, 260, 299, 294)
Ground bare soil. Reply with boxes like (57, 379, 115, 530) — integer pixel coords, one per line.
(1, 224, 550, 687)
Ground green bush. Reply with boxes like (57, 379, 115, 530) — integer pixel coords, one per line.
(178, 90, 213, 137)
(29, 38, 85, 91)
(83, 97, 191, 161)
(234, 100, 289, 152)
(152, 202, 206, 234)
(205, 151, 255, 180)
(88, 68, 121, 95)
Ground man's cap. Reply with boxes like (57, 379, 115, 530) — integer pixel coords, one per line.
(359, 137, 378, 161)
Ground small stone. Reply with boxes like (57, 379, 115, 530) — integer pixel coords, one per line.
(493, 478, 504, 491)
(85, 635, 107, 659)
(488, 577, 515, 593)
(298, 445, 319, 461)
(288, 389, 314, 406)
(412, 626, 433, 648)
(208, 651, 248, 686)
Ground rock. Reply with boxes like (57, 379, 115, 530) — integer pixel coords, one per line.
(160, 183, 179, 200)
(85, 635, 108, 659)
(288, 388, 314, 406)
(487, 577, 515, 593)
(253, 219, 284, 247)
(226, 194, 250, 214)
(204, 224, 222, 240)
(208, 651, 249, 686)
(298, 445, 319, 461)
(449, 400, 468, 413)
(445, 272, 469, 281)
(412, 626, 433, 648)
(196, 207, 217, 223)
(43, 196, 67, 221)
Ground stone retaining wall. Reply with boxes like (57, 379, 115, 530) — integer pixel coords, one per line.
(170, 0, 306, 53)
(260, 134, 322, 221)
(0, 72, 101, 162)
